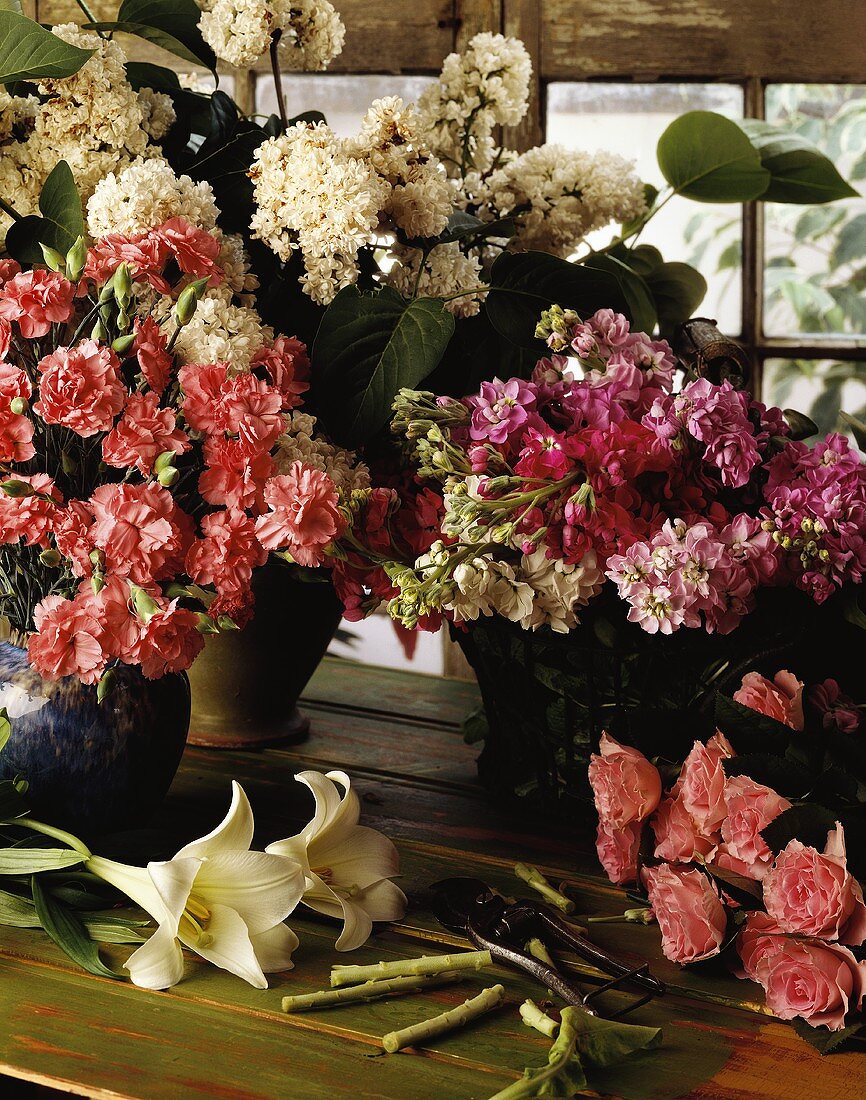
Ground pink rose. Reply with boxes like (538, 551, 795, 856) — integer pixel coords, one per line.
(719, 775, 791, 880)
(734, 669, 804, 730)
(679, 731, 735, 834)
(35, 340, 125, 437)
(642, 863, 728, 964)
(734, 910, 785, 981)
(0, 269, 75, 338)
(0, 473, 61, 548)
(89, 482, 193, 584)
(588, 732, 662, 828)
(763, 824, 866, 946)
(255, 463, 345, 567)
(186, 509, 267, 605)
(595, 818, 641, 886)
(252, 335, 310, 410)
(652, 787, 717, 863)
(102, 392, 189, 474)
(134, 601, 205, 679)
(28, 594, 106, 684)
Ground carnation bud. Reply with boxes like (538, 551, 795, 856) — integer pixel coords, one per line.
(91, 572, 105, 596)
(157, 465, 179, 487)
(98, 280, 117, 304)
(39, 549, 61, 568)
(175, 285, 201, 327)
(216, 615, 239, 631)
(130, 584, 159, 623)
(40, 243, 65, 272)
(154, 450, 177, 474)
(97, 669, 116, 705)
(114, 263, 132, 306)
(112, 333, 136, 355)
(9, 397, 27, 415)
(91, 319, 109, 343)
(65, 236, 87, 283)
(89, 549, 105, 568)
(0, 479, 35, 498)
(61, 449, 78, 476)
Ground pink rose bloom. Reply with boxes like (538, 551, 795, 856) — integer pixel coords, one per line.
(588, 731, 662, 828)
(89, 482, 193, 583)
(179, 362, 230, 434)
(219, 373, 284, 455)
(153, 218, 223, 283)
(255, 463, 345, 567)
(134, 602, 205, 679)
(735, 910, 785, 981)
(763, 824, 866, 946)
(28, 594, 106, 685)
(0, 270, 75, 338)
(199, 436, 274, 513)
(186, 509, 267, 603)
(102, 392, 189, 474)
(643, 864, 728, 964)
(133, 316, 173, 395)
(652, 789, 718, 863)
(35, 340, 125, 437)
(595, 817, 641, 886)
(679, 732, 735, 834)
(734, 669, 804, 730)
(719, 775, 792, 881)
(0, 473, 61, 548)
(251, 335, 310, 410)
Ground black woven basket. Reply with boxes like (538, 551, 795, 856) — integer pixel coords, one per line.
(454, 586, 862, 817)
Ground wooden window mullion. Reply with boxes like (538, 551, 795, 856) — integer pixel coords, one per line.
(741, 76, 766, 394)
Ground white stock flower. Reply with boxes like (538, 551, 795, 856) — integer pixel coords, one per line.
(266, 771, 407, 951)
(385, 242, 484, 318)
(444, 555, 534, 625)
(88, 783, 305, 990)
(516, 547, 605, 632)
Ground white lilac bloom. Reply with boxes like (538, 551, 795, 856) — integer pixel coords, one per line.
(89, 782, 305, 990)
(266, 771, 407, 951)
(197, 0, 344, 71)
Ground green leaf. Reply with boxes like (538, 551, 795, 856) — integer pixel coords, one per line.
(0, 848, 84, 874)
(644, 261, 707, 332)
(0, 886, 39, 927)
(702, 862, 764, 906)
(657, 111, 770, 202)
(0, 11, 94, 83)
(722, 753, 812, 797)
(841, 411, 866, 450)
(581, 255, 657, 334)
(86, 0, 215, 71)
(31, 876, 121, 979)
(761, 803, 839, 855)
(402, 210, 517, 253)
(831, 213, 866, 267)
(0, 707, 9, 754)
(739, 120, 859, 204)
(791, 1018, 864, 1054)
(0, 777, 27, 818)
(187, 125, 266, 234)
(784, 408, 820, 441)
(311, 286, 455, 447)
(124, 60, 182, 93)
(714, 693, 793, 755)
(82, 917, 149, 944)
(565, 1007, 662, 1068)
(0, 0, 23, 13)
(5, 161, 84, 264)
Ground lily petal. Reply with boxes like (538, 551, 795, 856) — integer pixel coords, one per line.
(307, 825, 401, 890)
(148, 856, 202, 929)
(175, 781, 255, 860)
(125, 922, 185, 990)
(294, 770, 349, 843)
(183, 902, 268, 988)
(87, 856, 167, 921)
(250, 922, 300, 973)
(265, 833, 311, 875)
(193, 851, 305, 933)
(355, 878, 408, 923)
(334, 897, 373, 952)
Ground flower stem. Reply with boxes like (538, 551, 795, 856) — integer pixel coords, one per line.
(282, 971, 465, 1013)
(270, 31, 289, 129)
(525, 937, 555, 969)
(330, 949, 492, 988)
(514, 863, 575, 915)
(0, 196, 22, 222)
(382, 983, 505, 1053)
(519, 999, 559, 1038)
(5, 818, 92, 860)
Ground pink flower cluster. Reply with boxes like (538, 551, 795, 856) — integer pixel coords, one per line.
(590, 667, 866, 1031)
(0, 221, 340, 686)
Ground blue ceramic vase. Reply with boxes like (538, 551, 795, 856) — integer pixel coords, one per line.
(0, 641, 190, 836)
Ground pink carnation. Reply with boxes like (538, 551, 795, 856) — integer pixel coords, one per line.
(251, 335, 310, 410)
(35, 340, 125, 437)
(28, 594, 106, 684)
(102, 392, 189, 474)
(0, 319, 10, 361)
(186, 509, 267, 605)
(154, 218, 223, 283)
(199, 436, 274, 513)
(179, 362, 230, 435)
(133, 316, 172, 395)
(719, 775, 791, 880)
(85, 234, 169, 293)
(79, 575, 144, 663)
(588, 731, 662, 828)
(679, 732, 735, 834)
(134, 601, 205, 679)
(734, 670, 804, 730)
(254, 463, 344, 567)
(219, 373, 284, 455)
(595, 817, 641, 886)
(54, 500, 95, 578)
(0, 361, 35, 463)
(89, 482, 192, 583)
(0, 473, 60, 548)
(642, 863, 728, 964)
(0, 270, 75, 338)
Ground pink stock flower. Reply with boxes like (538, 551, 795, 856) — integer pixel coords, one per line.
(679, 732, 735, 835)
(35, 340, 125, 437)
(134, 601, 205, 679)
(595, 817, 641, 886)
(466, 378, 537, 445)
(133, 316, 173, 395)
(0, 473, 60, 548)
(763, 824, 866, 946)
(254, 463, 344, 567)
(588, 731, 662, 828)
(89, 482, 192, 584)
(734, 670, 804, 730)
(251, 335, 310, 410)
(719, 775, 791, 881)
(28, 594, 106, 684)
(624, 578, 688, 635)
(186, 509, 267, 604)
(199, 436, 274, 513)
(642, 864, 727, 964)
(809, 679, 862, 734)
(652, 789, 718, 863)
(0, 270, 75, 338)
(102, 392, 189, 474)
(154, 218, 223, 283)
(514, 427, 575, 480)
(179, 362, 230, 435)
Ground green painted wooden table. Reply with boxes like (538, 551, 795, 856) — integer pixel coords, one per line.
(1, 658, 864, 1099)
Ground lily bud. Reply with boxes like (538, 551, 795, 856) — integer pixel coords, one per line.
(40, 243, 65, 272)
(66, 236, 87, 283)
(0, 479, 35, 498)
(39, 549, 61, 568)
(112, 333, 136, 355)
(9, 397, 27, 415)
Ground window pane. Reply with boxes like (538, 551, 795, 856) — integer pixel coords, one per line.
(255, 74, 435, 137)
(764, 85, 866, 338)
(763, 358, 866, 439)
(546, 83, 744, 335)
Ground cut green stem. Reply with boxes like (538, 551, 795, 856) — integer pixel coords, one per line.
(382, 983, 505, 1053)
(331, 949, 492, 988)
(519, 999, 559, 1039)
(525, 937, 555, 969)
(514, 863, 575, 915)
(282, 971, 465, 1013)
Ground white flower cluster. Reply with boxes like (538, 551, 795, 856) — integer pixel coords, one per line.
(251, 100, 450, 304)
(417, 33, 531, 175)
(165, 294, 274, 372)
(275, 412, 371, 493)
(481, 144, 647, 257)
(385, 242, 483, 318)
(0, 26, 172, 233)
(197, 0, 344, 70)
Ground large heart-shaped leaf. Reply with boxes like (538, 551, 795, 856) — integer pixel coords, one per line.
(6, 161, 84, 264)
(644, 261, 707, 332)
(581, 254, 657, 334)
(311, 286, 455, 446)
(187, 124, 267, 233)
(0, 11, 95, 83)
(657, 111, 770, 202)
(87, 0, 215, 71)
(739, 120, 858, 204)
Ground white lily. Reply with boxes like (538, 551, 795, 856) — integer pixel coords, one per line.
(88, 782, 305, 990)
(266, 770, 407, 951)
